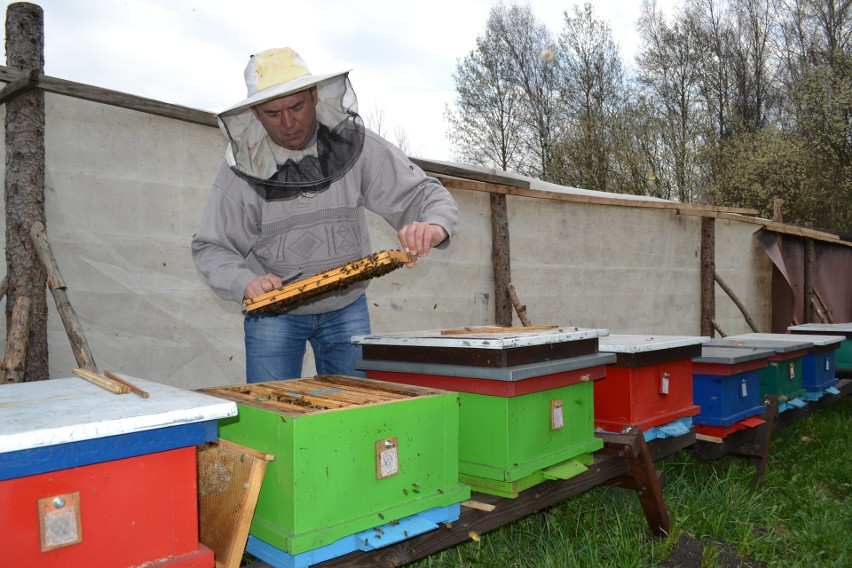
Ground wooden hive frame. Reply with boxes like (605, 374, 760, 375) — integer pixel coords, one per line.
(243, 250, 412, 313)
(197, 439, 274, 568)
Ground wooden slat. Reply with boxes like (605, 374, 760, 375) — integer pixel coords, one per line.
(0, 66, 218, 127)
(436, 175, 762, 217)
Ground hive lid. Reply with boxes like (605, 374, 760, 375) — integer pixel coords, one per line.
(199, 375, 451, 417)
(788, 322, 852, 336)
(709, 337, 812, 353)
(355, 352, 616, 382)
(730, 332, 843, 347)
(0, 376, 237, 454)
(597, 334, 710, 353)
(352, 326, 609, 349)
(693, 346, 777, 364)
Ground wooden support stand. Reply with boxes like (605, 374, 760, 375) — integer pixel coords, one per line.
(692, 398, 778, 486)
(596, 427, 671, 536)
(306, 430, 689, 567)
(692, 380, 851, 484)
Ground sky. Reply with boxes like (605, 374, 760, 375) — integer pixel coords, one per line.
(2, 0, 678, 161)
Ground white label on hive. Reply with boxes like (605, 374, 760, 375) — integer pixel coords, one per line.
(551, 400, 564, 430)
(660, 373, 670, 395)
(375, 437, 400, 479)
(740, 379, 748, 398)
(788, 362, 795, 380)
(825, 357, 830, 372)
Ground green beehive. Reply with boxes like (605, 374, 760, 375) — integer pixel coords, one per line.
(457, 381, 602, 498)
(711, 337, 810, 400)
(201, 377, 469, 555)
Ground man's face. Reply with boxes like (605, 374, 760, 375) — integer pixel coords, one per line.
(252, 87, 318, 150)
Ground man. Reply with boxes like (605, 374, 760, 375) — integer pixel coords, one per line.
(192, 47, 459, 382)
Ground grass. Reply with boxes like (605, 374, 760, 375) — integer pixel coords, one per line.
(410, 395, 852, 568)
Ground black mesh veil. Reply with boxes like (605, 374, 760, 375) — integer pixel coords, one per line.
(218, 74, 365, 200)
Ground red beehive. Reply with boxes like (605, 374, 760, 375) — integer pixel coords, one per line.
(0, 376, 236, 568)
(594, 335, 708, 432)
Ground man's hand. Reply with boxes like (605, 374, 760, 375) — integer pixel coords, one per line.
(245, 273, 283, 299)
(398, 222, 448, 267)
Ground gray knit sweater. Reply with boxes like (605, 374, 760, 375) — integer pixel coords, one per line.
(191, 128, 459, 315)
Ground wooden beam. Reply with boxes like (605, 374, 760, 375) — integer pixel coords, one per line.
(314, 433, 692, 567)
(0, 65, 218, 127)
(410, 158, 530, 189)
(0, 68, 39, 105)
(804, 233, 815, 323)
(1, 295, 31, 383)
(490, 193, 512, 326)
(701, 218, 715, 337)
(673, 210, 849, 247)
(437, 174, 761, 216)
(714, 272, 760, 332)
(29, 221, 98, 372)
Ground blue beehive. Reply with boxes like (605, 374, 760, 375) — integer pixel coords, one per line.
(691, 345, 774, 427)
(729, 333, 842, 394)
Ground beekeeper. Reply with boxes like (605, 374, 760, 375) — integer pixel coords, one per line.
(192, 47, 458, 382)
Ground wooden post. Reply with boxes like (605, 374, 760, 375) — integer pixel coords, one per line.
(700, 218, 715, 337)
(490, 193, 512, 326)
(1, 295, 31, 383)
(4, 2, 49, 381)
(29, 221, 98, 372)
(803, 223, 814, 323)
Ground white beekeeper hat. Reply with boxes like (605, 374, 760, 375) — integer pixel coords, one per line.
(219, 47, 349, 115)
(217, 47, 365, 199)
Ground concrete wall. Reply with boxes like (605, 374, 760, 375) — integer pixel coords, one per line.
(0, 93, 773, 389)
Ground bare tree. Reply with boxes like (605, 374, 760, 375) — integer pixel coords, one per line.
(445, 31, 524, 171)
(552, 2, 627, 191)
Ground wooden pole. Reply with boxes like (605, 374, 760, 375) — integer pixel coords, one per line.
(714, 272, 760, 333)
(803, 228, 815, 323)
(29, 221, 98, 372)
(490, 193, 512, 326)
(700, 218, 715, 337)
(1, 295, 31, 383)
(4, 2, 49, 381)
(507, 284, 531, 327)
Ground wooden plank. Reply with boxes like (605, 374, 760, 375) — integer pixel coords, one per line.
(0, 65, 218, 127)
(314, 433, 693, 567)
(72, 368, 130, 394)
(435, 175, 761, 216)
(104, 371, 150, 398)
(409, 158, 530, 189)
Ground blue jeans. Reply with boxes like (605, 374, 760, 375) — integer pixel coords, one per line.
(244, 294, 370, 382)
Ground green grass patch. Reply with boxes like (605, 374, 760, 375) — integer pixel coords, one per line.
(411, 396, 852, 568)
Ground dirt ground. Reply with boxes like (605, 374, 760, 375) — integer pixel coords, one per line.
(662, 533, 767, 568)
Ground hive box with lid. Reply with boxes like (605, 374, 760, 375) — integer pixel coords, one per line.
(353, 326, 613, 498)
(729, 332, 842, 395)
(788, 323, 852, 373)
(200, 376, 469, 557)
(595, 335, 709, 433)
(0, 375, 236, 568)
(711, 336, 812, 400)
(691, 345, 775, 428)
